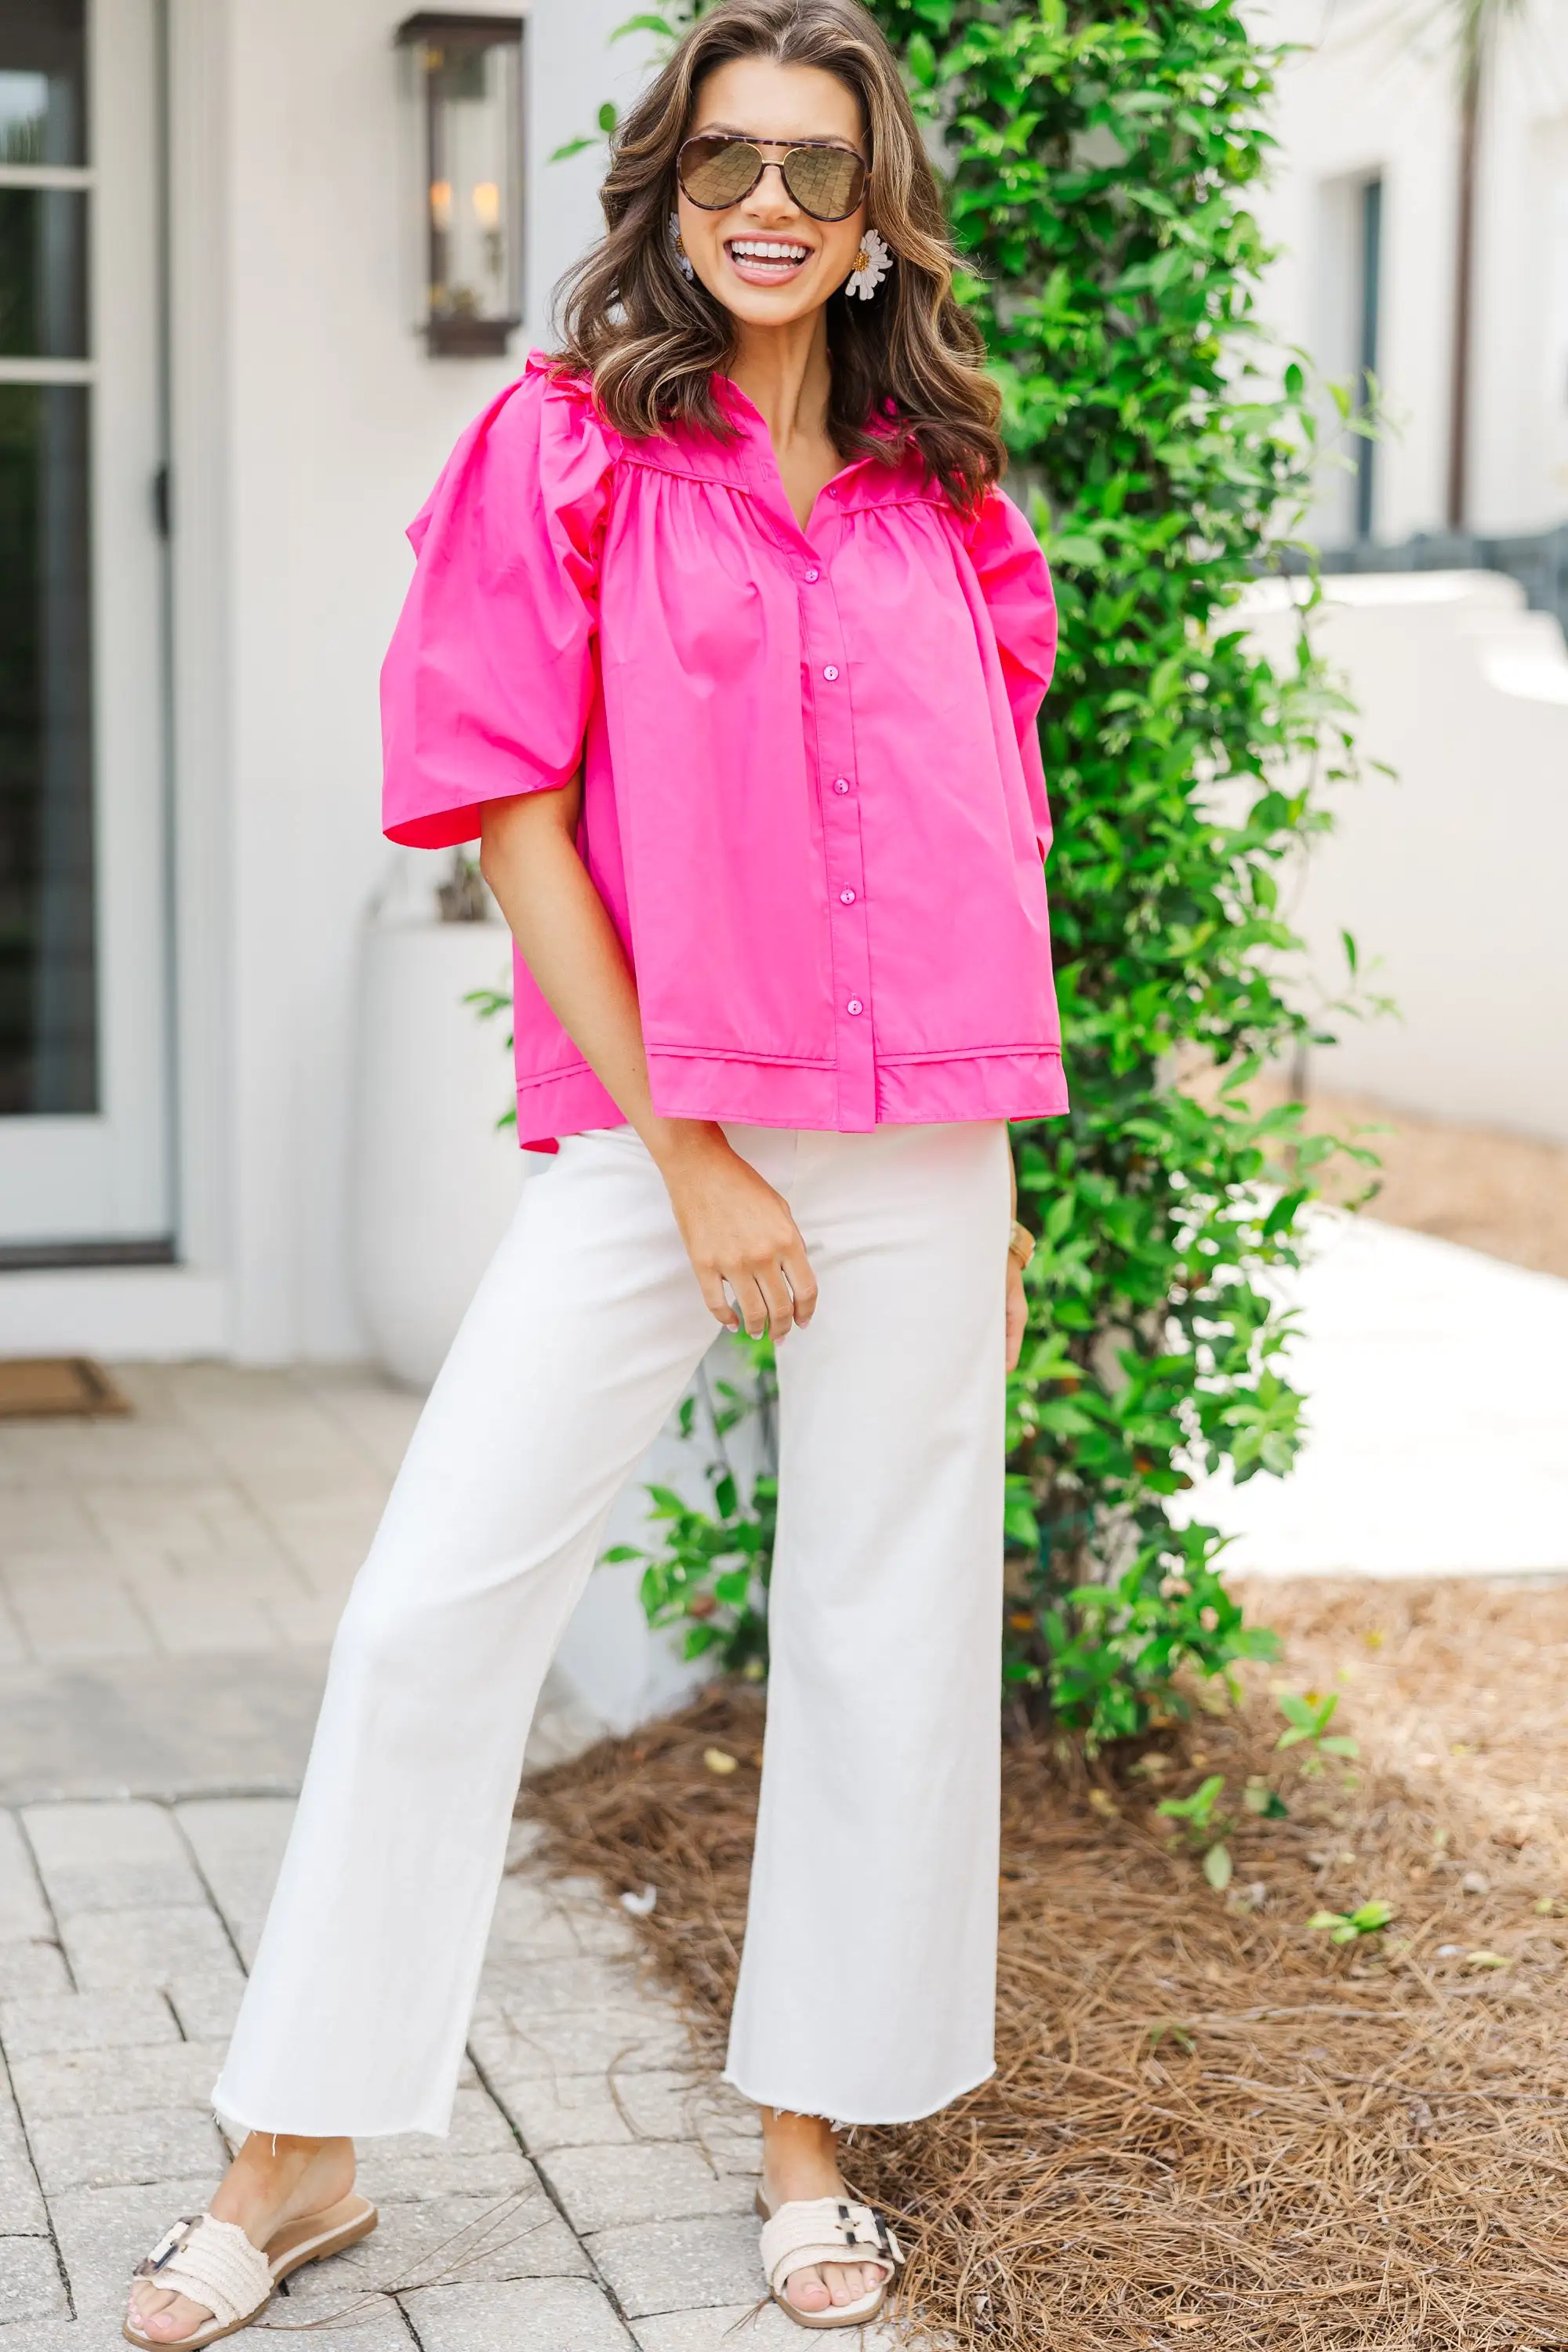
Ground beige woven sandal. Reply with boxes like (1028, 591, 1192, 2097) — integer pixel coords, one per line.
(123, 2193, 377, 2348)
(755, 2188, 904, 2331)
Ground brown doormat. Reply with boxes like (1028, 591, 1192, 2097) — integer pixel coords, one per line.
(0, 1358, 131, 1419)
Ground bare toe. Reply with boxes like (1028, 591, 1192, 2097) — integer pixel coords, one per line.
(129, 2287, 216, 2343)
(786, 2263, 831, 2314)
(833, 2259, 883, 2307)
(125, 2282, 165, 2330)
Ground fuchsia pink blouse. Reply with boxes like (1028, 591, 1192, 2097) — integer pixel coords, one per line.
(381, 352, 1067, 1145)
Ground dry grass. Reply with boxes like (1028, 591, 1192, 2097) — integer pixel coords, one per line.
(522, 1577, 1568, 2350)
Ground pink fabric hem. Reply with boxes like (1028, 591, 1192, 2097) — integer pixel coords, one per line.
(876, 1050, 1068, 1125)
(648, 1051, 841, 1130)
(510, 1048, 1068, 1152)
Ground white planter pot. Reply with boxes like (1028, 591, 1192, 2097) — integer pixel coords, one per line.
(352, 918, 527, 1388)
(349, 907, 741, 1733)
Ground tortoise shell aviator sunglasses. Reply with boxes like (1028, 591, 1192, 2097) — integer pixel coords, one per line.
(675, 132, 868, 223)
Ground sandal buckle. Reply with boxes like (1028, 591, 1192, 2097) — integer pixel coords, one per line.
(833, 2202, 884, 2256)
(136, 2216, 199, 2278)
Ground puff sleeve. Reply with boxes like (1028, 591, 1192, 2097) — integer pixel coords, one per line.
(967, 487, 1058, 858)
(380, 360, 614, 850)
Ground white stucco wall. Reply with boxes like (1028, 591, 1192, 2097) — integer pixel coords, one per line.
(198, 0, 657, 1361)
(1245, 572, 1568, 1145)
(1250, 0, 1568, 543)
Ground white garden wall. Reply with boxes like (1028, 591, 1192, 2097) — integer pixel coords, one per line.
(1244, 572, 1568, 1143)
(209, 0, 657, 1364)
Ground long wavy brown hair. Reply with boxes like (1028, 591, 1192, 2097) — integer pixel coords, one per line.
(553, 0, 1004, 510)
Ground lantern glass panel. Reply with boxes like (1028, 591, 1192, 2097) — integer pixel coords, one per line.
(416, 29, 522, 355)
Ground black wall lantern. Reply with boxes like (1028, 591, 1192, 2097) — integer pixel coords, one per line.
(395, 13, 524, 357)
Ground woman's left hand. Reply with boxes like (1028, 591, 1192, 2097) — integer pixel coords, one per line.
(1005, 1256, 1027, 1373)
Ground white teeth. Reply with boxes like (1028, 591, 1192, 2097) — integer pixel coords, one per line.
(729, 240, 809, 262)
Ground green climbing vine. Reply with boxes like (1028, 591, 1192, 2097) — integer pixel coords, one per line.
(562, 0, 1380, 1743)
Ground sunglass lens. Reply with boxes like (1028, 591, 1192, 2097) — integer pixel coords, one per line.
(782, 147, 865, 220)
(679, 136, 762, 209)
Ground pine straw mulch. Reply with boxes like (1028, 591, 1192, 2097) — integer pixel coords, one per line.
(521, 1575, 1568, 2351)
(1301, 1085, 1568, 1283)
(1174, 1051, 1568, 1284)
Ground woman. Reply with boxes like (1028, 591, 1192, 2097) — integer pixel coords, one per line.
(125, 0, 1062, 2338)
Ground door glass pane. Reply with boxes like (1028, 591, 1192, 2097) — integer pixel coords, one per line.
(0, 384, 95, 1115)
(0, 2, 85, 168)
(0, 0, 93, 1120)
(0, 189, 89, 358)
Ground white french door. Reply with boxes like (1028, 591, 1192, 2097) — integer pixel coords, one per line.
(0, 0, 169, 1257)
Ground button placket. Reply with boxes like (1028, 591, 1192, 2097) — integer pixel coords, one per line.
(799, 552, 874, 1129)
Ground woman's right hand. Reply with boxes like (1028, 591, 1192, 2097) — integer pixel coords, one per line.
(655, 1128, 818, 1340)
(477, 800, 815, 1337)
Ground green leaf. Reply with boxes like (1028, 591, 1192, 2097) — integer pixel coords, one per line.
(1045, 533, 1101, 568)
(1004, 1494, 1040, 1547)
(610, 11, 679, 41)
(1262, 1187, 1308, 1238)
(1158, 1774, 1224, 1825)
(1203, 1840, 1233, 1892)
(1310, 1898, 1393, 1940)
(906, 28, 937, 83)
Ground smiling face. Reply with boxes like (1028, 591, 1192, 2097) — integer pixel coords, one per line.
(676, 56, 868, 328)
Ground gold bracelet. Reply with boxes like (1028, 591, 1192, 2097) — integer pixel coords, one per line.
(1007, 1219, 1036, 1270)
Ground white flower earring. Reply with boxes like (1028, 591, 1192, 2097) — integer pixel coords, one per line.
(845, 227, 892, 301)
(669, 212, 695, 282)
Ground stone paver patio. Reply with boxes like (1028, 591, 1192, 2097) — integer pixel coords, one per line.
(0, 1366, 898, 2347)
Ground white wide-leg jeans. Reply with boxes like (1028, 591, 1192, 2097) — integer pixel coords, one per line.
(213, 1119, 1011, 2137)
